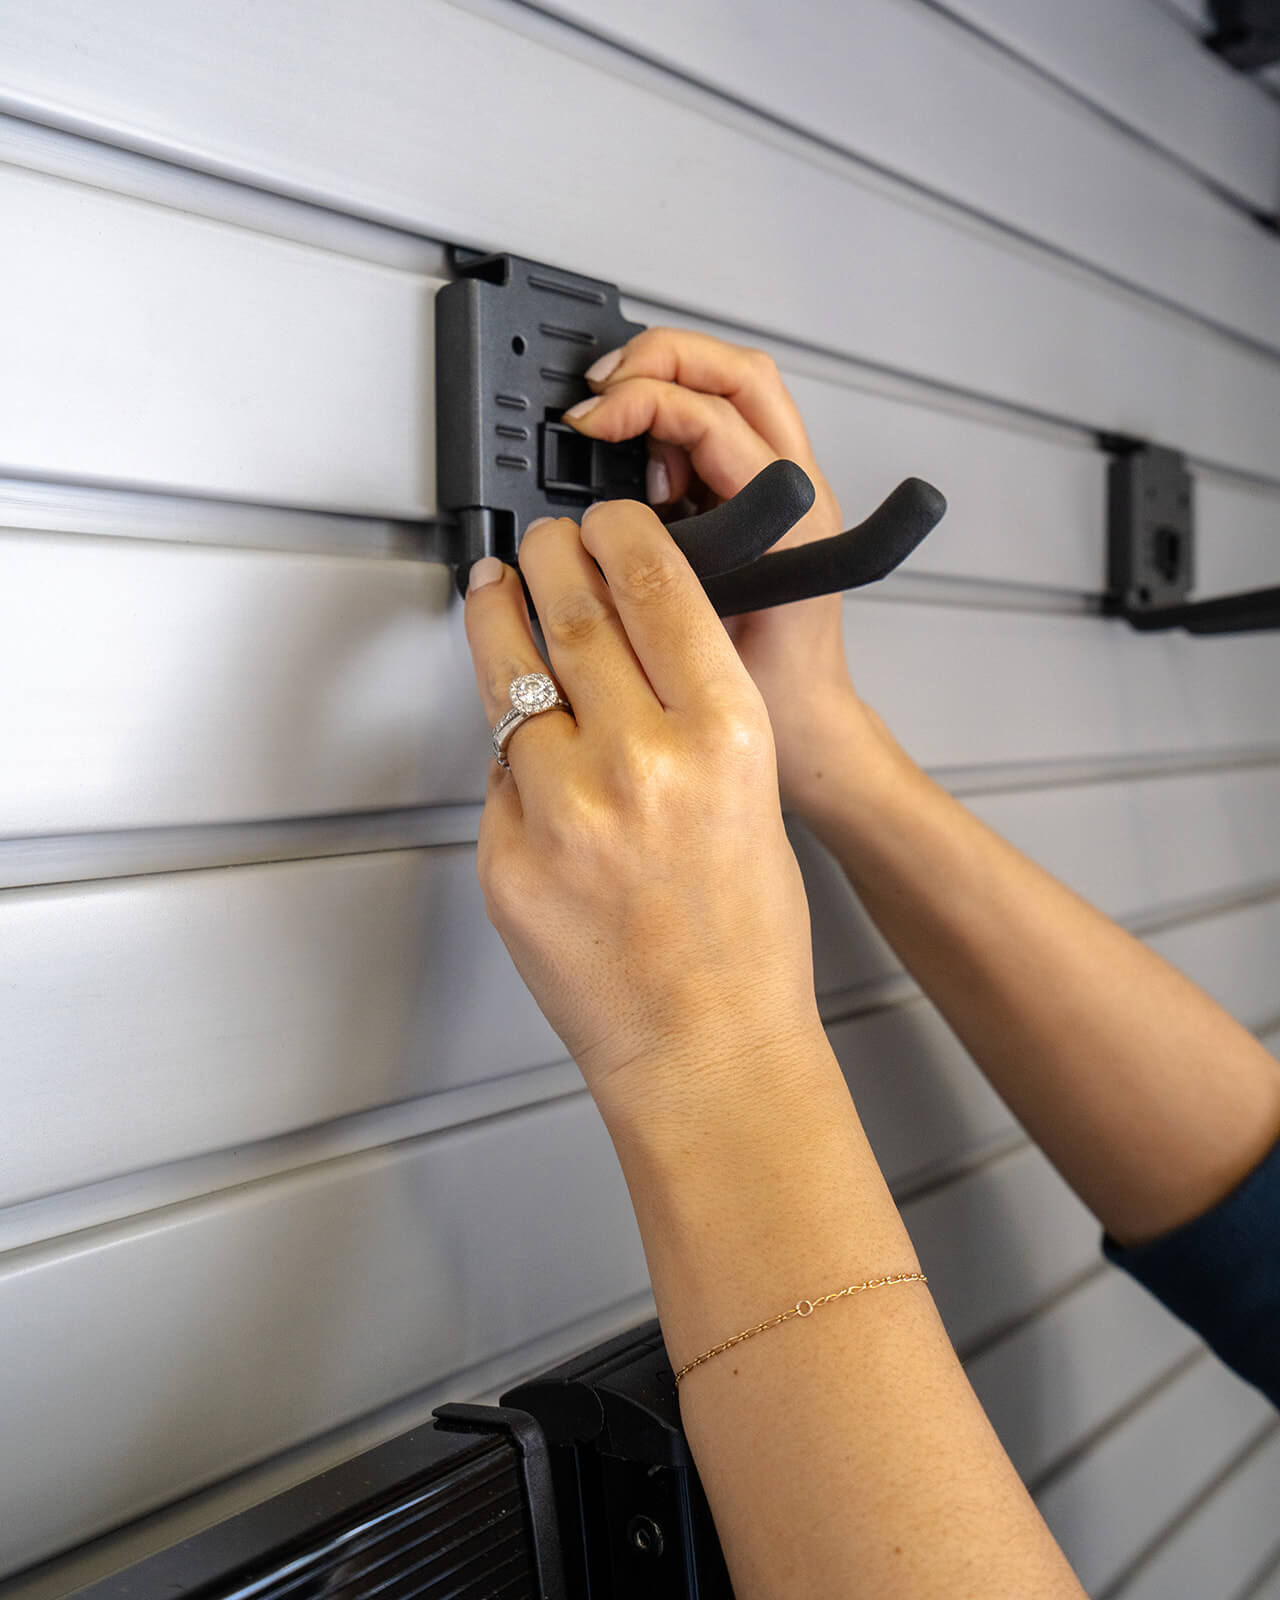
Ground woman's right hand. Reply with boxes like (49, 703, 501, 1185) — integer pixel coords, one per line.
(563, 328, 882, 810)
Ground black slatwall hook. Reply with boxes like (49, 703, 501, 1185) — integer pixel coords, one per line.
(1104, 439, 1280, 635)
(435, 251, 946, 613)
(663, 461, 946, 616)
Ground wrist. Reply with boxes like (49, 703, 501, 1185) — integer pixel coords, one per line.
(781, 696, 919, 843)
(590, 1008, 839, 1159)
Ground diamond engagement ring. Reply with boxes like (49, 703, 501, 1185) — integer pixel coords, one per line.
(492, 673, 573, 770)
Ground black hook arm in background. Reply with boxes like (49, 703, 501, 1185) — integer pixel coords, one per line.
(1125, 585, 1280, 634)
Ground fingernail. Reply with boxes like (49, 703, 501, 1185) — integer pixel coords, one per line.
(523, 517, 555, 537)
(579, 500, 608, 522)
(647, 457, 671, 505)
(467, 556, 504, 593)
(585, 347, 624, 384)
(564, 394, 603, 421)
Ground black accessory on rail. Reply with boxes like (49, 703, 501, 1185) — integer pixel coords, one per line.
(1102, 436, 1280, 635)
(435, 249, 946, 615)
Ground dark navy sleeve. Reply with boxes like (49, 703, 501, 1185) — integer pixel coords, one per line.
(1102, 1135, 1280, 1409)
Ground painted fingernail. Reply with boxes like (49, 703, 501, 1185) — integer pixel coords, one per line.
(564, 394, 603, 421)
(467, 556, 504, 593)
(585, 347, 624, 384)
(647, 457, 671, 505)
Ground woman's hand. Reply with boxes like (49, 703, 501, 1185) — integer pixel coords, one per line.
(564, 328, 874, 809)
(463, 500, 826, 1127)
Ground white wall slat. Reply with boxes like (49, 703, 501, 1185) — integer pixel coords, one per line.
(536, 0, 1280, 352)
(1241, 1536, 1280, 1600)
(1038, 1362, 1277, 1596)
(934, 0, 1280, 214)
(966, 1269, 1199, 1485)
(3, 797, 1277, 1214)
(1, 155, 1275, 600)
(1114, 1428, 1280, 1598)
(1195, 474, 1280, 598)
(801, 764, 1280, 1003)
(1147, 900, 1280, 1026)
(0, 849, 562, 1209)
(0, 1107, 1106, 1576)
(7, 527, 1280, 836)
(0, 1096, 647, 1576)
(0, 165, 436, 516)
(755, 370, 1106, 594)
(0, 1, 1275, 1584)
(846, 605, 1280, 774)
(901, 1144, 1100, 1353)
(0, 4, 1278, 478)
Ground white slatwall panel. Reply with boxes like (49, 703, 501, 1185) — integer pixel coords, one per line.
(1245, 1548, 1280, 1600)
(0, 1097, 647, 1577)
(1114, 1428, 1280, 1599)
(901, 1145, 1099, 1352)
(934, 0, 1280, 213)
(966, 1269, 1200, 1484)
(0, 0, 1277, 1587)
(1, 156, 1274, 593)
(0, 1107, 1101, 1577)
(1036, 1358, 1275, 1594)
(802, 764, 1280, 1002)
(8, 532, 1280, 836)
(3, 804, 1276, 1217)
(0, 4, 1278, 477)
(535, 0, 1280, 350)
(0, 165, 436, 514)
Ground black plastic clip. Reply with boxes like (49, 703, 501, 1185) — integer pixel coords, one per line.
(1102, 435, 1280, 634)
(434, 249, 947, 612)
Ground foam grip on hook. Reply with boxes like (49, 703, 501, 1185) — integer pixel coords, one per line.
(665, 459, 816, 578)
(701, 477, 947, 617)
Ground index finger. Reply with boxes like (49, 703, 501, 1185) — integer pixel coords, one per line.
(577, 498, 751, 713)
(588, 327, 812, 461)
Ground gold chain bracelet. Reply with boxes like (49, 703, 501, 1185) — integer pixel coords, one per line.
(673, 1271, 928, 1386)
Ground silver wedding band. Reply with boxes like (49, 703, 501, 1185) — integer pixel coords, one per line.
(492, 672, 573, 770)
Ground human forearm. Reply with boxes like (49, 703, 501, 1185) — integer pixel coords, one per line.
(792, 699, 1280, 1247)
(599, 1024, 1085, 1600)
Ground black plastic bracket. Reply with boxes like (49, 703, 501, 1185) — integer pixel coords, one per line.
(1102, 436, 1280, 634)
(435, 249, 648, 588)
(434, 248, 947, 612)
(1101, 435, 1195, 615)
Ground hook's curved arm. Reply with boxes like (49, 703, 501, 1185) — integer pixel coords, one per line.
(664, 462, 946, 617)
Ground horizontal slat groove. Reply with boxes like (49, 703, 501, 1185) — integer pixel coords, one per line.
(958, 1261, 1108, 1365)
(817, 884, 1280, 1028)
(1027, 1348, 1208, 1495)
(3, 4, 1280, 483)
(0, 109, 452, 274)
(887, 1131, 1031, 1210)
(516, 0, 1280, 360)
(917, 0, 1280, 214)
(6, 753, 1280, 890)
(0, 1287, 658, 1600)
(1238, 1543, 1280, 1600)
(4, 1006, 1266, 1267)
(1096, 1422, 1280, 1600)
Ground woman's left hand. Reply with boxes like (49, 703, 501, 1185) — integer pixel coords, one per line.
(462, 500, 824, 1127)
